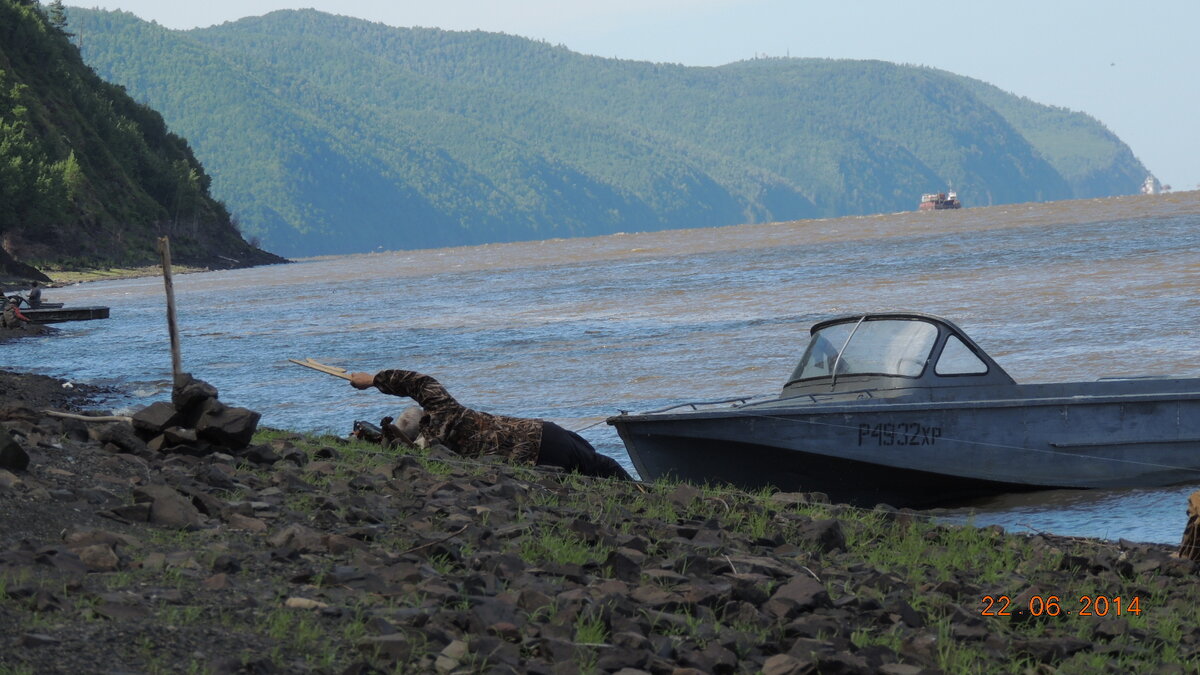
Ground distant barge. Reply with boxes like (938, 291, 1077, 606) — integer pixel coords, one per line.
(919, 191, 961, 211)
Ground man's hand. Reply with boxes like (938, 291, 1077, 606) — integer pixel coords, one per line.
(349, 372, 376, 390)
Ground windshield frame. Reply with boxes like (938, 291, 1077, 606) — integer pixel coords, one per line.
(786, 316, 941, 386)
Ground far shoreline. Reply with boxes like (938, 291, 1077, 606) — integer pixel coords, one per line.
(43, 265, 207, 286)
(7, 189, 1195, 291)
(1, 258, 294, 291)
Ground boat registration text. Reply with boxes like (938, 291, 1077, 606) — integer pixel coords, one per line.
(857, 422, 942, 446)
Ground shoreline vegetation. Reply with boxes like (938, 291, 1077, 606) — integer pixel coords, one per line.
(4, 265, 208, 288)
(2, 370, 1199, 673)
(0, 263, 262, 291)
(1, 258, 294, 293)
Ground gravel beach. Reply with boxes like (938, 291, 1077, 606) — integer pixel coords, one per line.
(2, 369, 1198, 674)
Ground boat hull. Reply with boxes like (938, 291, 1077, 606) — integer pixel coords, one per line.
(612, 429, 1045, 507)
(609, 380, 1200, 507)
(23, 306, 110, 324)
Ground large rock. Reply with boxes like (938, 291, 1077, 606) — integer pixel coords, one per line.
(172, 373, 218, 414)
(76, 544, 120, 571)
(268, 523, 329, 553)
(0, 425, 29, 471)
(764, 576, 831, 620)
(357, 634, 419, 663)
(132, 484, 204, 529)
(763, 653, 815, 675)
(799, 518, 846, 554)
(195, 399, 261, 450)
(130, 401, 183, 440)
(89, 422, 148, 455)
(606, 548, 645, 582)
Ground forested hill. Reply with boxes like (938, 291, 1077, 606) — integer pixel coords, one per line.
(0, 1, 282, 281)
(71, 8, 1146, 258)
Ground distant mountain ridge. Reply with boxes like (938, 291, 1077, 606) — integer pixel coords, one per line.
(70, 8, 1147, 258)
(0, 0, 282, 279)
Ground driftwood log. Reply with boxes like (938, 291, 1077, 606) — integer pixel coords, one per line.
(43, 410, 133, 423)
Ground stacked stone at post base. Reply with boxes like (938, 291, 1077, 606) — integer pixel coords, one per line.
(130, 373, 260, 456)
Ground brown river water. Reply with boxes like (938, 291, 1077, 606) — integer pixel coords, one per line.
(4, 191, 1199, 543)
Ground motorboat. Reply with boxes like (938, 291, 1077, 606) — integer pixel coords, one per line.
(21, 305, 109, 323)
(3, 289, 109, 324)
(607, 312, 1200, 507)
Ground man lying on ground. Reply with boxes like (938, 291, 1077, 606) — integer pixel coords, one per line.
(349, 369, 631, 480)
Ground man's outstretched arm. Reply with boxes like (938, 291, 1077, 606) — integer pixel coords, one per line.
(349, 369, 460, 413)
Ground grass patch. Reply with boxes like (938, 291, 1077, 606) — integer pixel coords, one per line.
(517, 527, 612, 566)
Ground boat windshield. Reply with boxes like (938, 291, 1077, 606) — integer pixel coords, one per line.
(789, 318, 939, 382)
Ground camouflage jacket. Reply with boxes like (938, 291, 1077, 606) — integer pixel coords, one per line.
(372, 370, 542, 465)
(2, 302, 27, 328)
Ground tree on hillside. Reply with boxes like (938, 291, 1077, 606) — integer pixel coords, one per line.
(47, 0, 71, 35)
(0, 0, 284, 272)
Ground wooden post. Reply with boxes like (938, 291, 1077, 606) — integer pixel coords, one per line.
(157, 237, 183, 381)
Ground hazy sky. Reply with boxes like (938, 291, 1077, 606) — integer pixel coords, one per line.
(77, 0, 1199, 190)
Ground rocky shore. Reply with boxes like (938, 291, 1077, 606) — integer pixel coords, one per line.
(2, 369, 1199, 674)
(0, 323, 56, 342)
(0, 261, 257, 292)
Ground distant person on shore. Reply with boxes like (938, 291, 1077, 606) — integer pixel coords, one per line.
(26, 281, 42, 309)
(2, 296, 29, 328)
(349, 369, 632, 480)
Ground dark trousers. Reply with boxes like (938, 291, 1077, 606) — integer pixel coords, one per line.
(538, 421, 632, 480)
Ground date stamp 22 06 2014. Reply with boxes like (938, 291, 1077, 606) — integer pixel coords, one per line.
(981, 595, 1142, 618)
